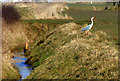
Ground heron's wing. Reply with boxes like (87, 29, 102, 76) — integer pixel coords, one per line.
(81, 25, 90, 31)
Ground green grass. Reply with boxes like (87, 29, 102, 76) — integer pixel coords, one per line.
(23, 3, 118, 68)
(25, 23, 118, 79)
(67, 2, 114, 11)
(64, 3, 118, 38)
(21, 3, 119, 79)
(22, 2, 118, 39)
(22, 19, 73, 26)
(3, 3, 118, 79)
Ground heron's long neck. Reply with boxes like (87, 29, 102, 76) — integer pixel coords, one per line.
(91, 19, 93, 26)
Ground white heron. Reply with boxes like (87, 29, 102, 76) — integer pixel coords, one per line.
(91, 1, 93, 5)
(81, 17, 95, 34)
(60, 8, 63, 13)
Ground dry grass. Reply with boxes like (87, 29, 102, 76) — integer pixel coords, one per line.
(2, 21, 47, 79)
(2, 53, 20, 79)
(3, 22, 27, 53)
(25, 22, 118, 79)
(15, 3, 72, 20)
(2, 19, 57, 79)
(2, 22, 28, 79)
(2, 3, 118, 79)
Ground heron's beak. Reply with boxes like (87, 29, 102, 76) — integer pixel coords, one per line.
(93, 17, 96, 22)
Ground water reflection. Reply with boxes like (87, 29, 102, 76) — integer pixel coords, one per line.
(13, 55, 32, 79)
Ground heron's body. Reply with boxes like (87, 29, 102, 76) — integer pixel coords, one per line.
(60, 8, 63, 13)
(81, 17, 94, 32)
(81, 24, 92, 31)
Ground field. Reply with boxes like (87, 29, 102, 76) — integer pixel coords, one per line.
(65, 3, 118, 37)
(23, 2, 118, 79)
(22, 3, 118, 39)
(2, 2, 119, 79)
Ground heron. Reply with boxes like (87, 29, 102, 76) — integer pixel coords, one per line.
(81, 17, 95, 34)
(60, 8, 63, 13)
(91, 1, 93, 5)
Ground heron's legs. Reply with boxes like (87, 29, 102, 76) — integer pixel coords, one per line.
(85, 31, 88, 35)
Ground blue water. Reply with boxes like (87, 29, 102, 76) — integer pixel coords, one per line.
(13, 56, 32, 79)
(13, 57, 27, 61)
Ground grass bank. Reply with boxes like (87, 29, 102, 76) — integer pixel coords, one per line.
(2, 2, 118, 79)
(23, 3, 118, 79)
(25, 22, 118, 79)
(2, 53, 20, 79)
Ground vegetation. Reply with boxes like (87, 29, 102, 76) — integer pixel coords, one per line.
(24, 3, 118, 79)
(2, 2, 118, 79)
(2, 53, 20, 79)
(22, 3, 118, 39)
(64, 3, 118, 38)
(2, 5, 21, 24)
(25, 22, 118, 79)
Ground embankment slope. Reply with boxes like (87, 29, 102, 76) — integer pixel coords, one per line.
(25, 23, 118, 79)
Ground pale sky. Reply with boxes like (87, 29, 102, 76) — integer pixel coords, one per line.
(1, 0, 119, 2)
(2, 0, 52, 2)
(47, 0, 53, 2)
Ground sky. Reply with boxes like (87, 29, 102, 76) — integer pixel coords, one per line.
(1, 0, 119, 2)
(1, 0, 53, 2)
(47, 0, 53, 2)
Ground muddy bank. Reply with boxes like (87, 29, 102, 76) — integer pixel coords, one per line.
(2, 53, 20, 79)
